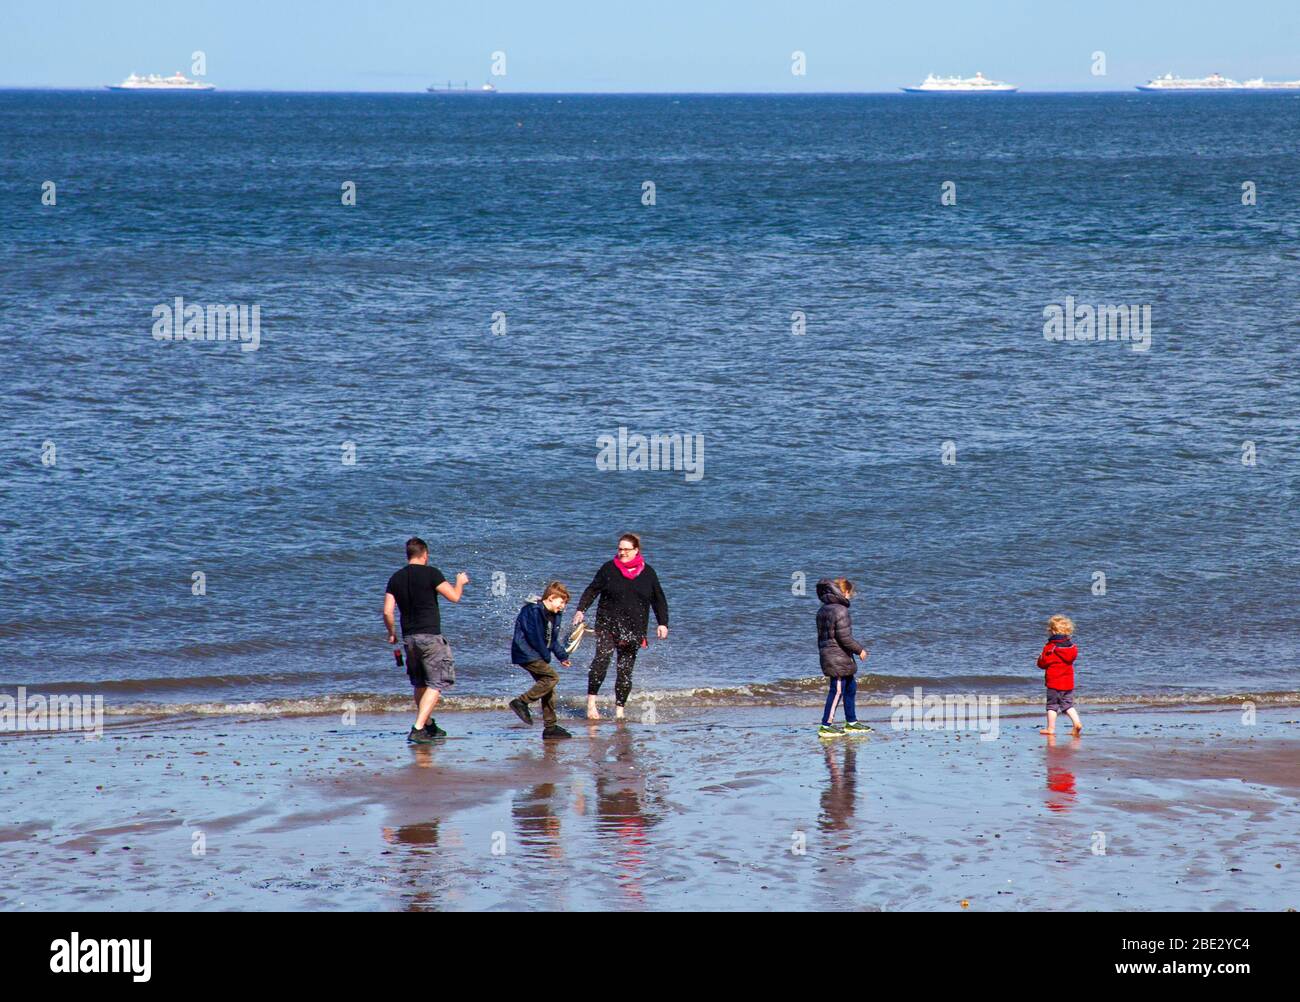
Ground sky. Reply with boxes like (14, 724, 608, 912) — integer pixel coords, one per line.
(3, 0, 1299, 92)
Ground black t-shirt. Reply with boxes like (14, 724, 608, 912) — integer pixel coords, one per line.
(386, 563, 447, 636)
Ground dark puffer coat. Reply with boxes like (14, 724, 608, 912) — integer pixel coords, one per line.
(816, 579, 866, 678)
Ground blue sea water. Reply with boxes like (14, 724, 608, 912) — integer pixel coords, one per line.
(1, 91, 1297, 714)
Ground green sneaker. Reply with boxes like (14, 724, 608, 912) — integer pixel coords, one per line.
(423, 719, 447, 739)
(407, 726, 435, 744)
(844, 721, 873, 733)
(818, 724, 845, 738)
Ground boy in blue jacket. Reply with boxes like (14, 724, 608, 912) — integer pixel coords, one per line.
(509, 581, 574, 739)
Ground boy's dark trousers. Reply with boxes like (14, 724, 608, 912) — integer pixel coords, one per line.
(519, 659, 559, 727)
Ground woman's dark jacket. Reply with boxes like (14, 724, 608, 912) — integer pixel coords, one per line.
(577, 560, 669, 645)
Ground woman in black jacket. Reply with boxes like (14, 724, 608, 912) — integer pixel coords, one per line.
(573, 532, 669, 720)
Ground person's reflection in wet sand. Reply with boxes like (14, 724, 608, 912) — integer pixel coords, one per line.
(409, 744, 438, 769)
(819, 742, 858, 843)
(383, 820, 441, 848)
(379, 740, 456, 909)
(587, 724, 657, 905)
(1044, 733, 1081, 813)
(511, 740, 565, 862)
(381, 819, 443, 911)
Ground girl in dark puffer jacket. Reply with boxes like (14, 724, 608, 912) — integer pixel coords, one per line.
(816, 578, 870, 736)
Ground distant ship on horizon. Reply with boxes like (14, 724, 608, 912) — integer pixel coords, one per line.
(902, 72, 1017, 93)
(106, 72, 215, 92)
(1137, 72, 1300, 91)
(427, 80, 498, 94)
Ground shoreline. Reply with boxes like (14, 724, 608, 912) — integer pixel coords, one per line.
(8, 674, 1299, 725)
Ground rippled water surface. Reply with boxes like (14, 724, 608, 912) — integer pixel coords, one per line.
(2, 91, 1297, 711)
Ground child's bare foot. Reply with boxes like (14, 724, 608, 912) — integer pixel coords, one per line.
(586, 696, 601, 721)
(614, 705, 625, 720)
(1072, 724, 1083, 735)
(1040, 728, 1056, 735)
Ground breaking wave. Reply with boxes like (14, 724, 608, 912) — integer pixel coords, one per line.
(48, 673, 1300, 720)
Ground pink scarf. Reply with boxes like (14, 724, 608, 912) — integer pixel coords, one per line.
(614, 553, 645, 579)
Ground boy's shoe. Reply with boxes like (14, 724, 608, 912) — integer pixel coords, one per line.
(509, 698, 533, 725)
(407, 727, 435, 744)
(542, 725, 572, 740)
(844, 721, 873, 732)
(423, 719, 447, 739)
(818, 724, 845, 738)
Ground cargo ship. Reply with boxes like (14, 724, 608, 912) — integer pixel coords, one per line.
(427, 81, 498, 94)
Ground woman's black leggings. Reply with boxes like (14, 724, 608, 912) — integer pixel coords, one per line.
(587, 633, 640, 706)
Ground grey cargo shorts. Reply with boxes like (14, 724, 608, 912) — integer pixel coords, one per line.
(1045, 687, 1074, 714)
(404, 633, 456, 691)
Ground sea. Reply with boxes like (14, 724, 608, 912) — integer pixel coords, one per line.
(2, 90, 1297, 718)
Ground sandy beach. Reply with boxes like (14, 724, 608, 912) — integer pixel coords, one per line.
(3, 701, 1297, 911)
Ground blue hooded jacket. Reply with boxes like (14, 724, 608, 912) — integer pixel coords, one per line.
(511, 600, 570, 666)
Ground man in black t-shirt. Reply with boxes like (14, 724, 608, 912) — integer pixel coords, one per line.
(383, 537, 469, 743)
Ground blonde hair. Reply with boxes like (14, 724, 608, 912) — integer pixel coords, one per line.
(1047, 614, 1074, 636)
(833, 577, 855, 599)
(542, 581, 570, 603)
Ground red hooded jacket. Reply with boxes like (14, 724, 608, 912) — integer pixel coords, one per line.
(1037, 634, 1077, 691)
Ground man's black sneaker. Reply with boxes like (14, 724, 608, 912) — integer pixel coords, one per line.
(423, 719, 447, 739)
(509, 698, 533, 725)
(407, 727, 435, 744)
(542, 725, 572, 740)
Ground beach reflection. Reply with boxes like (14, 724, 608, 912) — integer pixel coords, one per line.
(380, 741, 460, 910)
(381, 820, 446, 911)
(511, 740, 565, 861)
(586, 724, 658, 906)
(383, 820, 440, 847)
(819, 742, 859, 842)
(1044, 735, 1081, 813)
(409, 744, 439, 769)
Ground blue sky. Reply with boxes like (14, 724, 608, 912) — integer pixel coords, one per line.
(4, 0, 1299, 91)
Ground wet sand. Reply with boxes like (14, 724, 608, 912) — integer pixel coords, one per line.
(2, 704, 1297, 911)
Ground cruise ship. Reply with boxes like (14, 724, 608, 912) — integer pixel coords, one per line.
(902, 72, 1018, 93)
(1240, 78, 1300, 90)
(427, 81, 498, 94)
(1137, 72, 1300, 91)
(106, 72, 215, 92)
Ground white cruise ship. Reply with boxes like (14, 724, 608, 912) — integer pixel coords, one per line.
(1241, 78, 1300, 90)
(902, 72, 1017, 93)
(1137, 73, 1300, 91)
(106, 72, 215, 92)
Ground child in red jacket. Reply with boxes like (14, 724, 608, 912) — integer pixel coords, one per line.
(1037, 615, 1082, 735)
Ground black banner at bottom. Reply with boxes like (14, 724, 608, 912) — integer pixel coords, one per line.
(0, 910, 1285, 988)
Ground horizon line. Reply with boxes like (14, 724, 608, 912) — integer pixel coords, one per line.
(0, 85, 1247, 96)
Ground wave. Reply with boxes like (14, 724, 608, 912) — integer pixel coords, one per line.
(31, 674, 1297, 720)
